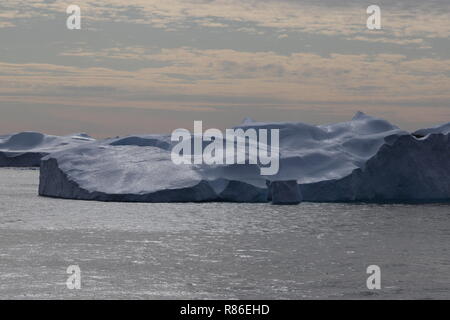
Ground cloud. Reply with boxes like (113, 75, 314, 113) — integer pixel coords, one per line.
(2, 0, 450, 41)
(3, 48, 450, 110)
(1, 0, 449, 134)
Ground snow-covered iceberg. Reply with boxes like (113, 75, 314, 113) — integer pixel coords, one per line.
(300, 133, 450, 202)
(38, 113, 450, 203)
(413, 122, 450, 136)
(0, 132, 95, 167)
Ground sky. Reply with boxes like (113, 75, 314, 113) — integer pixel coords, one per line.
(1, 0, 450, 137)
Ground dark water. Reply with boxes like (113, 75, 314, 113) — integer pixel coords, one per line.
(0, 169, 448, 299)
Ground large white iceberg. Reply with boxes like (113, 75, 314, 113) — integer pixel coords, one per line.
(0, 132, 95, 167)
(38, 113, 450, 203)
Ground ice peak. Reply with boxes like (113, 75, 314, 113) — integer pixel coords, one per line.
(352, 111, 369, 121)
(242, 117, 255, 124)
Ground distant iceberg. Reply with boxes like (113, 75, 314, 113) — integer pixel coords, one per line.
(38, 113, 450, 203)
(0, 132, 95, 167)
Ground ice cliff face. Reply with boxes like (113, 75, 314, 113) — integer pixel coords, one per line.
(300, 133, 450, 202)
(38, 113, 450, 203)
(0, 132, 95, 167)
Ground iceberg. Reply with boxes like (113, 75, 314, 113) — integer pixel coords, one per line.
(0, 132, 95, 167)
(38, 113, 450, 203)
(413, 122, 450, 136)
(268, 181, 303, 205)
(300, 133, 450, 202)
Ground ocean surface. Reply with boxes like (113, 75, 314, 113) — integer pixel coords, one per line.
(0, 168, 448, 299)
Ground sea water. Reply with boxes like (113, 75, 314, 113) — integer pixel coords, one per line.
(0, 169, 448, 299)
